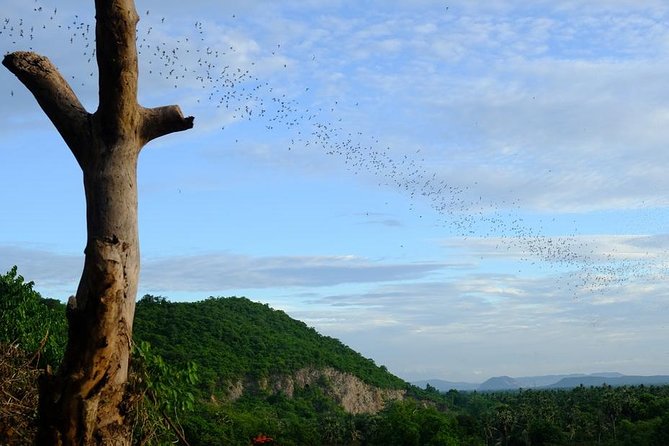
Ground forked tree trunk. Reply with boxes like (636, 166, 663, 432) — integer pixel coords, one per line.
(2, 1, 193, 444)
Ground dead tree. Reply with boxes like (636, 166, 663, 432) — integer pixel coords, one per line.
(3, 1, 193, 444)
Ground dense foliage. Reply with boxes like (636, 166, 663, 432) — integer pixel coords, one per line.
(0, 266, 66, 368)
(179, 395, 462, 446)
(128, 340, 200, 445)
(178, 384, 669, 445)
(438, 384, 669, 446)
(133, 294, 406, 392)
(2, 267, 669, 445)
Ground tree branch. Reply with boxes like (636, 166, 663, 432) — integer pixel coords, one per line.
(2, 51, 90, 166)
(140, 105, 194, 145)
(94, 0, 141, 139)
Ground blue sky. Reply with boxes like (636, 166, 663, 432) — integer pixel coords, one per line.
(1, 0, 669, 382)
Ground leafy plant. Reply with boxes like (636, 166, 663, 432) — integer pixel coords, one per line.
(0, 266, 66, 368)
(128, 340, 199, 446)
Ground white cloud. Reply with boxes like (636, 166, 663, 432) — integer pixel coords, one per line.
(0, 245, 83, 297)
(141, 252, 457, 291)
(0, 244, 460, 294)
(289, 266, 669, 381)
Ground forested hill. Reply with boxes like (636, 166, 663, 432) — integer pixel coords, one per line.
(132, 295, 406, 391)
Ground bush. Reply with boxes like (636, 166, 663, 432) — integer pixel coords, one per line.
(0, 266, 67, 368)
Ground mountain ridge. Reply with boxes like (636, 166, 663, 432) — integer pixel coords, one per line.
(414, 372, 669, 392)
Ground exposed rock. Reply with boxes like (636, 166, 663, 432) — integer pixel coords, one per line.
(224, 367, 405, 414)
(224, 379, 244, 401)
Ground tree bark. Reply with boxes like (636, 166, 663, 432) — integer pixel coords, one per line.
(2, 1, 193, 444)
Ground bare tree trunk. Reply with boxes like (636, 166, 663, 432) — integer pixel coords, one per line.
(2, 1, 193, 444)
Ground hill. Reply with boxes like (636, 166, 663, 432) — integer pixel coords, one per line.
(132, 294, 406, 392)
(131, 295, 427, 444)
(478, 375, 520, 391)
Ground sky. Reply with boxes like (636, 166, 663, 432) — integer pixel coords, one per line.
(1, 0, 669, 383)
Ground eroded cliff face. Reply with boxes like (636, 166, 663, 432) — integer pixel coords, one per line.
(223, 367, 405, 414)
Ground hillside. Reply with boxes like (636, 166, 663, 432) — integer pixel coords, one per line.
(132, 295, 406, 393)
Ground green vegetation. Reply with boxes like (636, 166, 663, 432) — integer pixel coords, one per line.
(129, 340, 200, 445)
(133, 294, 406, 391)
(177, 392, 462, 445)
(1, 266, 669, 445)
(0, 266, 66, 368)
(437, 385, 669, 446)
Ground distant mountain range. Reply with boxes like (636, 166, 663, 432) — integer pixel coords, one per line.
(413, 373, 669, 392)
